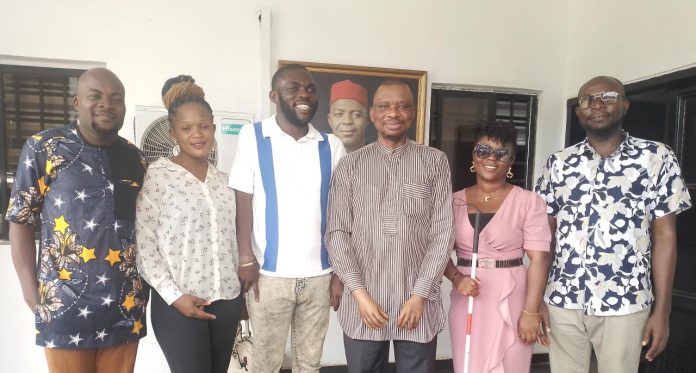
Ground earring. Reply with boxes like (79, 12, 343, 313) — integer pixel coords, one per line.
(506, 167, 513, 179)
(470, 163, 475, 173)
(172, 144, 180, 157)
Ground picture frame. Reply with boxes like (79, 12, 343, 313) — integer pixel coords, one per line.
(278, 60, 428, 146)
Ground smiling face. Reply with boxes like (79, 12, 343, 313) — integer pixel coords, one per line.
(73, 68, 126, 145)
(472, 136, 515, 183)
(370, 83, 415, 147)
(271, 68, 318, 128)
(575, 76, 629, 139)
(328, 98, 368, 152)
(169, 101, 216, 162)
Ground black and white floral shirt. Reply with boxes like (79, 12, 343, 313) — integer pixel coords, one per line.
(136, 158, 240, 305)
(536, 134, 691, 316)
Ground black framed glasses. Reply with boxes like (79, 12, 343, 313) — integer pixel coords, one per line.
(577, 91, 623, 109)
(473, 143, 514, 162)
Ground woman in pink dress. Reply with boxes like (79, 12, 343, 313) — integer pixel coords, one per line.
(445, 121, 552, 373)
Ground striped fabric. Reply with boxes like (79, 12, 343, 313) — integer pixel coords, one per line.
(326, 140, 454, 343)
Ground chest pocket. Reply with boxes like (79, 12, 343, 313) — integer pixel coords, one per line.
(402, 183, 431, 216)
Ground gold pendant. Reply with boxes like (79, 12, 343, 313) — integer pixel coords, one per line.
(484, 194, 491, 202)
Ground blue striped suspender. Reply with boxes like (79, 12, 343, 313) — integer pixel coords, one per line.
(253, 122, 331, 272)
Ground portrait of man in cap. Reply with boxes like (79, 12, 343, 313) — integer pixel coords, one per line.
(327, 80, 369, 153)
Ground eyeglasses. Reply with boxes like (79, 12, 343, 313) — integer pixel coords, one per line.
(473, 143, 514, 162)
(373, 102, 414, 113)
(577, 91, 623, 109)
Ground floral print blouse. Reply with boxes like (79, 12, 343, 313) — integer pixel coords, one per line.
(136, 158, 240, 305)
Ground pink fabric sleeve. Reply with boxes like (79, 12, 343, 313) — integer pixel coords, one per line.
(523, 192, 552, 252)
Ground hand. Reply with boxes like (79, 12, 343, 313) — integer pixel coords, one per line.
(397, 295, 426, 330)
(518, 312, 541, 344)
(172, 294, 215, 320)
(329, 274, 344, 311)
(353, 289, 388, 329)
(238, 257, 260, 301)
(453, 274, 480, 297)
(538, 302, 551, 347)
(642, 311, 669, 361)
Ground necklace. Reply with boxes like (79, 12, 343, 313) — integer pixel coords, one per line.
(484, 193, 492, 203)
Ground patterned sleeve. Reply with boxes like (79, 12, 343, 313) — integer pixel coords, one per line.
(5, 136, 45, 225)
(534, 153, 560, 216)
(325, 156, 366, 293)
(523, 192, 553, 252)
(651, 145, 692, 219)
(411, 151, 454, 299)
(135, 169, 182, 305)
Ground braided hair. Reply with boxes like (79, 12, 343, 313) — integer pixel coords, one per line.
(161, 75, 212, 124)
(474, 120, 518, 152)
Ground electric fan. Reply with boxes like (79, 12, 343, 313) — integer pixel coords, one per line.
(139, 114, 218, 165)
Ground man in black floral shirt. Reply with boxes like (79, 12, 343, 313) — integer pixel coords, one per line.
(536, 76, 691, 373)
(6, 67, 147, 373)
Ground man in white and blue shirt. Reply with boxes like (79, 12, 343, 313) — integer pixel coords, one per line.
(229, 64, 345, 373)
(536, 76, 691, 373)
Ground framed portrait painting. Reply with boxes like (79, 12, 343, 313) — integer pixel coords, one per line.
(278, 60, 427, 151)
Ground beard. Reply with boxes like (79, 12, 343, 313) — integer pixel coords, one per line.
(580, 116, 623, 141)
(278, 96, 316, 128)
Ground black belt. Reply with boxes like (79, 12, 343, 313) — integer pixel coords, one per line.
(456, 257, 523, 269)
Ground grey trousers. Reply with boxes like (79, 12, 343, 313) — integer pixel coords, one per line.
(247, 274, 331, 373)
(343, 334, 437, 373)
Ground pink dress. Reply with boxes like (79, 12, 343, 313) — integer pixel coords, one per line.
(449, 186, 551, 373)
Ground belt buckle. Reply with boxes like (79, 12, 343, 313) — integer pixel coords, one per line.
(479, 259, 495, 269)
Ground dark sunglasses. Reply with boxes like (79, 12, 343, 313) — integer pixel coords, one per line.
(473, 143, 514, 162)
(577, 91, 623, 109)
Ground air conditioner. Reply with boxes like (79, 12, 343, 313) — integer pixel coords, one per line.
(132, 105, 254, 173)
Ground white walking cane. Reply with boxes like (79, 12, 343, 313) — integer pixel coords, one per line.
(463, 210, 482, 373)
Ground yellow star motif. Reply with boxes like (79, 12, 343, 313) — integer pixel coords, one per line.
(104, 249, 121, 266)
(38, 177, 48, 196)
(58, 268, 73, 280)
(32, 135, 43, 141)
(132, 319, 143, 335)
(45, 160, 53, 175)
(122, 294, 136, 312)
(53, 215, 69, 234)
(79, 247, 96, 263)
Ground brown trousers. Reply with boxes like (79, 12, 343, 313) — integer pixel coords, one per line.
(44, 341, 139, 373)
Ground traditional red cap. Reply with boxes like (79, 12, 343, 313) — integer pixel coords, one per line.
(330, 80, 368, 108)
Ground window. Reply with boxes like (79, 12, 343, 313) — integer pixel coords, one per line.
(429, 87, 538, 192)
(0, 65, 84, 238)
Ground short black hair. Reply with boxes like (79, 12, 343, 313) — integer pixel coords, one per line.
(372, 78, 414, 106)
(474, 120, 518, 152)
(161, 75, 195, 98)
(271, 64, 309, 90)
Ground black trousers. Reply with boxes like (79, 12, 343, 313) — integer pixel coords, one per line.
(343, 334, 437, 373)
(151, 290, 242, 373)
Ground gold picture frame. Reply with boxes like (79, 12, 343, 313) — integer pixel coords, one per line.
(279, 60, 428, 144)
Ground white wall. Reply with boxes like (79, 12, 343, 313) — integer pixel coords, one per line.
(5, 0, 694, 371)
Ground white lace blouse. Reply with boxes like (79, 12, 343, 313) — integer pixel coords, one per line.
(136, 158, 240, 305)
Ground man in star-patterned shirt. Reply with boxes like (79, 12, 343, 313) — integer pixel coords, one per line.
(5, 68, 147, 373)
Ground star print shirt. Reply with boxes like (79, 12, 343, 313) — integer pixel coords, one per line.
(135, 158, 241, 305)
(535, 134, 691, 316)
(5, 125, 148, 349)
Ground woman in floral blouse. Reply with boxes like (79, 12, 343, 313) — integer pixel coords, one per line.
(135, 76, 241, 373)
